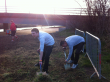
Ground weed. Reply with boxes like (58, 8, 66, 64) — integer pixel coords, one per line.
(33, 74, 52, 82)
(22, 62, 26, 66)
(2, 73, 10, 78)
(4, 77, 14, 82)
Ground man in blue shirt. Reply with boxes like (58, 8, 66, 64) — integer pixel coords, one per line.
(31, 28, 55, 73)
(60, 35, 85, 69)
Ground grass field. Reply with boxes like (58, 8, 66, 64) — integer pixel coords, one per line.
(0, 28, 110, 82)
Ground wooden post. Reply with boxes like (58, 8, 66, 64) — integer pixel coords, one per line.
(3, 23, 8, 32)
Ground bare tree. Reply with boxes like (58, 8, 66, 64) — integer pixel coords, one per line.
(85, 0, 110, 35)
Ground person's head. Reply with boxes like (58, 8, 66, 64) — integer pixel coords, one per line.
(10, 20, 13, 23)
(31, 28, 39, 38)
(60, 41, 68, 47)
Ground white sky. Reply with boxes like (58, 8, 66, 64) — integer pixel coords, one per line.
(0, 0, 86, 14)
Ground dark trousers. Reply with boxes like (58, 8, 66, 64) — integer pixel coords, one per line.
(11, 30, 16, 36)
(71, 42, 85, 64)
(42, 45, 53, 72)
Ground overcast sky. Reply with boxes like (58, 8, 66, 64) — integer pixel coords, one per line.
(0, 0, 86, 14)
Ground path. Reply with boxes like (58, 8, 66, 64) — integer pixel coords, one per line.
(0, 27, 66, 36)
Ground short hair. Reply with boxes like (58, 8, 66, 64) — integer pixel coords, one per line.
(31, 28, 39, 33)
(60, 40, 66, 46)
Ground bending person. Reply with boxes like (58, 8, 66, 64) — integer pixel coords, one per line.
(60, 35, 85, 69)
(31, 28, 55, 74)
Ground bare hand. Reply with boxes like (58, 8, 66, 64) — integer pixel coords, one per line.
(65, 60, 67, 63)
(39, 61, 42, 65)
(63, 47, 66, 51)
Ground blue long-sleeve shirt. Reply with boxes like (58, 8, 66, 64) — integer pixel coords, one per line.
(65, 35, 85, 61)
(38, 31, 55, 52)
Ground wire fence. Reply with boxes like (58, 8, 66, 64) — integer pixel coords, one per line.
(75, 28, 85, 38)
(85, 31, 106, 79)
(75, 28, 105, 79)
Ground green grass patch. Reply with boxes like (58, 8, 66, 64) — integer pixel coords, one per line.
(102, 53, 110, 63)
(4, 77, 14, 82)
(58, 28, 75, 37)
(33, 74, 52, 82)
(80, 56, 92, 67)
